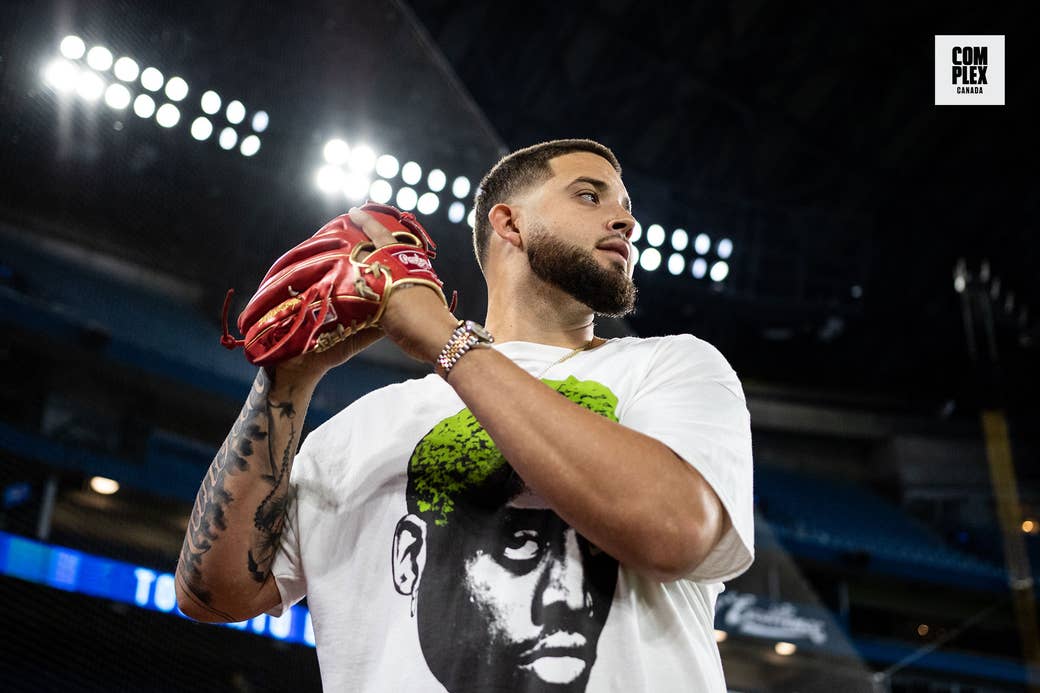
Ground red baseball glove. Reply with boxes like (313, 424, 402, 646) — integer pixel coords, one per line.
(220, 202, 453, 367)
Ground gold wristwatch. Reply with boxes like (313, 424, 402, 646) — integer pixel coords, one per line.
(435, 320, 494, 377)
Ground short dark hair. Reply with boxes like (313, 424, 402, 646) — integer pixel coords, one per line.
(471, 139, 622, 272)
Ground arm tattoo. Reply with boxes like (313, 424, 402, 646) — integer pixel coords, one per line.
(178, 368, 300, 612)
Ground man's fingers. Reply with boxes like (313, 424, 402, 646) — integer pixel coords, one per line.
(348, 208, 397, 247)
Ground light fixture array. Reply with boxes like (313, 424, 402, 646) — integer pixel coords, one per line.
(630, 222, 733, 282)
(314, 137, 473, 225)
(42, 35, 268, 158)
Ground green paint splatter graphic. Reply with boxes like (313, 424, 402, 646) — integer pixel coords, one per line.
(408, 377, 619, 526)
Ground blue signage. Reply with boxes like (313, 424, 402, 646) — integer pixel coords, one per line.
(0, 530, 314, 647)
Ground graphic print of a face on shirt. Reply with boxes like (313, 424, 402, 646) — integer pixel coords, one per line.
(391, 377, 620, 693)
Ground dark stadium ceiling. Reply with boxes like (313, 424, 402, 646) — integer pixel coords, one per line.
(0, 0, 1034, 406)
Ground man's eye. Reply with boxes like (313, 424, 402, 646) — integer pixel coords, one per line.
(578, 191, 599, 203)
(503, 530, 541, 561)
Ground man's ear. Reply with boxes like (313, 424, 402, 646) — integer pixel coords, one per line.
(488, 203, 523, 251)
(392, 514, 427, 596)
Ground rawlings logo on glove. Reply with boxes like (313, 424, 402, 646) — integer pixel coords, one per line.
(220, 202, 455, 367)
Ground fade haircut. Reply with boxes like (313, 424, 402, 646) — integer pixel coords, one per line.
(471, 139, 622, 272)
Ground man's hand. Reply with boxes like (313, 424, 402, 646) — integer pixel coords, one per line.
(348, 208, 459, 364)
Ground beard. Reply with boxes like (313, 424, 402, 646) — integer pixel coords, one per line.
(525, 226, 637, 317)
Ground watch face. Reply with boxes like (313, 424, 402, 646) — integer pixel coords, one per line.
(465, 320, 493, 342)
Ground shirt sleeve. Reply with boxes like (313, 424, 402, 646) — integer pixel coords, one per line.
(618, 335, 754, 582)
(265, 452, 308, 617)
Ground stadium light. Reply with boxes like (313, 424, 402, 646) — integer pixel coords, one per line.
(113, 57, 139, 82)
(671, 229, 688, 251)
(427, 169, 446, 192)
(448, 201, 465, 223)
(691, 257, 707, 279)
(43, 59, 78, 92)
(467, 208, 476, 228)
(201, 90, 221, 115)
(76, 71, 104, 101)
(155, 103, 180, 128)
(694, 233, 711, 255)
(103, 83, 131, 110)
(323, 139, 349, 165)
(369, 179, 393, 204)
(190, 117, 213, 141)
(401, 161, 422, 185)
(630, 221, 642, 243)
(251, 110, 269, 133)
(164, 76, 188, 101)
(376, 154, 400, 179)
(417, 192, 439, 215)
(226, 100, 245, 124)
(646, 224, 665, 247)
(639, 247, 662, 272)
(59, 35, 86, 60)
(452, 176, 471, 199)
(718, 238, 733, 259)
(133, 93, 155, 118)
(218, 127, 237, 150)
(396, 186, 418, 211)
(774, 642, 796, 656)
(348, 144, 376, 173)
(316, 165, 344, 194)
(89, 476, 120, 495)
(710, 260, 729, 282)
(343, 172, 370, 201)
(240, 135, 261, 157)
(140, 67, 164, 92)
(668, 253, 685, 275)
(86, 45, 113, 71)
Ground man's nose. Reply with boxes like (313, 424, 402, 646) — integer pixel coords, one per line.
(610, 214, 636, 240)
(539, 529, 587, 611)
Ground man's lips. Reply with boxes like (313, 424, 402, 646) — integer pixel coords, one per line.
(596, 239, 630, 262)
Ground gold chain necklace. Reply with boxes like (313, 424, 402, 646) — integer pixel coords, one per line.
(535, 338, 598, 379)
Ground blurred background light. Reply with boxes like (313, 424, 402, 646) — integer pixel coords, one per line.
(369, 179, 393, 204)
(718, 238, 733, 259)
(343, 172, 369, 200)
(251, 110, 268, 133)
(200, 90, 221, 115)
(448, 201, 465, 223)
(668, 253, 685, 275)
(218, 127, 237, 150)
(239, 134, 260, 157)
(692, 257, 707, 278)
(646, 224, 665, 247)
(164, 76, 188, 101)
(140, 67, 163, 92)
(43, 59, 78, 92)
(710, 260, 729, 282)
(694, 232, 711, 255)
(639, 247, 662, 271)
(347, 144, 376, 173)
(466, 208, 476, 228)
(323, 138, 349, 165)
(401, 161, 422, 185)
(75, 71, 104, 101)
(316, 165, 344, 194)
(86, 46, 113, 72)
(774, 642, 797, 656)
(190, 117, 213, 141)
(375, 154, 399, 179)
(103, 83, 131, 110)
(672, 228, 688, 251)
(630, 221, 642, 243)
(396, 186, 418, 211)
(451, 175, 470, 199)
(132, 93, 155, 118)
(89, 476, 120, 495)
(417, 192, 439, 215)
(113, 57, 139, 82)
(59, 35, 86, 60)
(427, 169, 446, 192)
(155, 103, 180, 128)
(225, 100, 245, 124)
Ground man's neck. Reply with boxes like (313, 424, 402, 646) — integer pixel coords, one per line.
(484, 280, 597, 350)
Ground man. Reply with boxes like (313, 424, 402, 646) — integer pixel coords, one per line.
(177, 139, 754, 691)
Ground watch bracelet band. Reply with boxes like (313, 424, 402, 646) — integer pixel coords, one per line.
(435, 321, 490, 377)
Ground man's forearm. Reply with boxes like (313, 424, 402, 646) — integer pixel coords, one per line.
(176, 367, 315, 621)
(444, 346, 726, 581)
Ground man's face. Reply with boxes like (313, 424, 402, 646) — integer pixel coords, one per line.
(521, 152, 638, 316)
(416, 489, 618, 692)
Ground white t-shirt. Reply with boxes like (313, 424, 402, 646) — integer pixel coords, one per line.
(269, 334, 754, 692)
